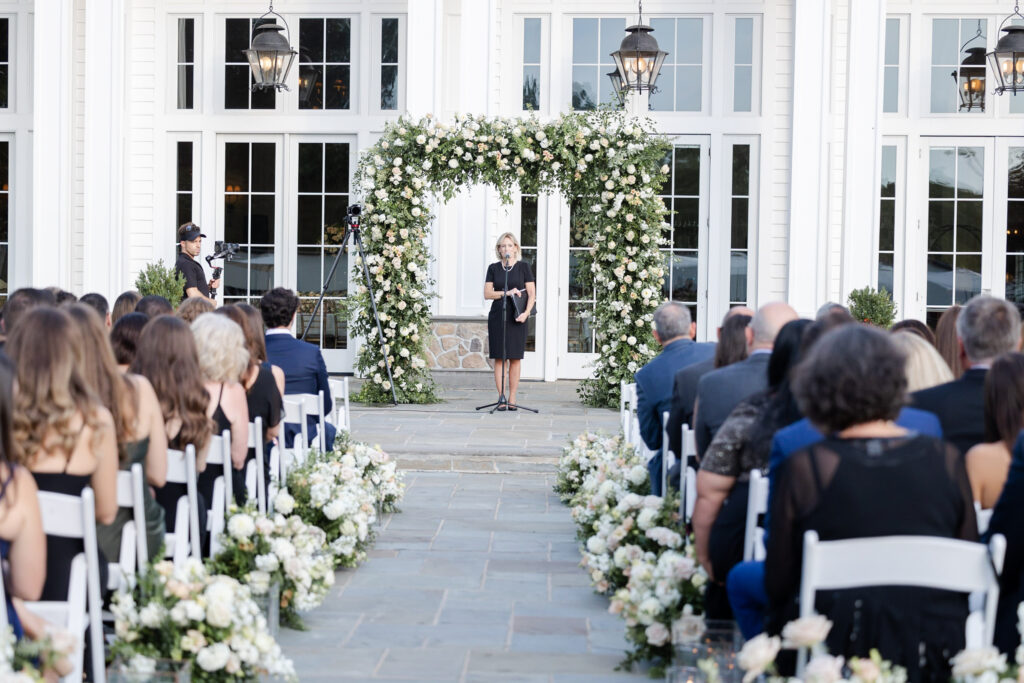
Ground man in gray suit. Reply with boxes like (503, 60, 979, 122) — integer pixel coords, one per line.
(692, 301, 798, 458)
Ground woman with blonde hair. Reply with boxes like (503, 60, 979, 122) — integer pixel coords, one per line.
(7, 307, 119, 600)
(890, 329, 955, 393)
(483, 232, 536, 409)
(189, 313, 249, 504)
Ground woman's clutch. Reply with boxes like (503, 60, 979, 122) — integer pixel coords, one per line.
(510, 291, 528, 318)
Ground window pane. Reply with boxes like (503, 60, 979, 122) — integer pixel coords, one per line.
(676, 19, 702, 64)
(676, 66, 701, 111)
(176, 194, 192, 229)
(674, 147, 700, 196)
(324, 144, 349, 194)
(883, 66, 898, 113)
(225, 143, 249, 192)
(381, 65, 398, 110)
(300, 19, 323, 63)
(299, 64, 323, 110)
(297, 246, 323, 292)
(879, 200, 895, 252)
(955, 254, 981, 303)
(735, 18, 753, 64)
(249, 246, 275, 294)
(880, 146, 897, 198)
(957, 147, 984, 199)
(250, 195, 275, 244)
(878, 253, 894, 295)
(568, 251, 591, 299)
(730, 252, 748, 302)
(649, 66, 673, 111)
(572, 65, 597, 110)
(523, 65, 540, 110)
(731, 198, 749, 249)
(177, 65, 194, 109)
(225, 18, 249, 62)
(1007, 202, 1024, 252)
(176, 142, 192, 192)
(567, 302, 594, 353)
(930, 67, 955, 113)
(927, 253, 954, 306)
(885, 18, 899, 64)
(298, 143, 322, 194)
(381, 18, 399, 63)
(521, 195, 538, 246)
(251, 143, 275, 193)
(224, 195, 248, 243)
(734, 66, 752, 112)
(297, 196, 322, 245)
(251, 84, 275, 110)
(1010, 148, 1024, 198)
(1007, 255, 1024, 303)
(324, 248, 348, 296)
(927, 201, 955, 252)
(932, 19, 959, 65)
(673, 199, 699, 249)
(324, 195, 349, 229)
(224, 247, 249, 296)
(599, 19, 624, 66)
(732, 145, 750, 195)
(572, 18, 598, 64)
(325, 65, 351, 109)
(671, 253, 698, 302)
(178, 18, 194, 63)
(523, 18, 541, 64)
(326, 19, 351, 63)
(929, 148, 955, 198)
(224, 65, 251, 109)
(956, 201, 982, 252)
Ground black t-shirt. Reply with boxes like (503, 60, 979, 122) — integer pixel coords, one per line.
(485, 260, 535, 317)
(175, 252, 209, 298)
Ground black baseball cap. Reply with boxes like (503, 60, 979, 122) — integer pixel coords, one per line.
(178, 223, 207, 242)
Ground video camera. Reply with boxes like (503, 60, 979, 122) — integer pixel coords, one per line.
(206, 241, 239, 281)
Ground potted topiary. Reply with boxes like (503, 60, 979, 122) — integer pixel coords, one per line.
(847, 286, 897, 329)
(135, 260, 186, 308)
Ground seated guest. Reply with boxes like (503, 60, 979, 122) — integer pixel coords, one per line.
(215, 305, 282, 504)
(131, 316, 213, 535)
(984, 432, 1024, 653)
(815, 302, 848, 319)
(966, 353, 1024, 509)
(890, 330, 954, 393)
(891, 319, 936, 346)
(47, 287, 77, 305)
(135, 294, 174, 319)
(111, 290, 142, 325)
(667, 308, 752, 468)
(66, 305, 167, 561)
(694, 319, 811, 618)
(694, 302, 798, 458)
(634, 302, 715, 495)
(79, 293, 110, 328)
(260, 288, 335, 450)
(7, 308, 118, 600)
(190, 314, 250, 507)
(913, 295, 1021, 456)
(0, 288, 55, 351)
(235, 303, 286, 397)
(110, 313, 149, 371)
(176, 296, 216, 325)
(934, 305, 964, 378)
(766, 325, 976, 682)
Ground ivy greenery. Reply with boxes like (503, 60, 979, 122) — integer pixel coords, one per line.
(350, 111, 671, 408)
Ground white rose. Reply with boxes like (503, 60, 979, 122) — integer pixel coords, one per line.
(205, 601, 233, 629)
(737, 634, 781, 683)
(586, 536, 607, 556)
(324, 499, 345, 520)
(448, 158, 459, 168)
(804, 654, 845, 683)
(416, 134, 426, 144)
(274, 491, 295, 515)
(672, 614, 706, 644)
(227, 513, 255, 541)
(139, 603, 165, 628)
(644, 622, 670, 646)
(627, 465, 648, 486)
(255, 553, 279, 573)
(951, 647, 1008, 678)
(781, 615, 833, 649)
(196, 643, 231, 672)
(636, 508, 658, 531)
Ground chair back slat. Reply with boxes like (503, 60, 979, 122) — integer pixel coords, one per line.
(165, 445, 202, 562)
(743, 470, 770, 562)
(207, 430, 233, 510)
(284, 391, 326, 452)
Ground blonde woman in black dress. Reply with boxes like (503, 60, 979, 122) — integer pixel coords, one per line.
(484, 232, 536, 410)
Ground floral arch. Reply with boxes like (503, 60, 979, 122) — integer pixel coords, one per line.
(349, 111, 671, 408)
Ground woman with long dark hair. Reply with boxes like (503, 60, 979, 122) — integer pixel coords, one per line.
(966, 352, 1024, 508)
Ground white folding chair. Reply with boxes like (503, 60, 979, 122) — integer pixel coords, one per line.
(164, 444, 201, 564)
(328, 377, 351, 433)
(206, 430, 233, 557)
(681, 424, 697, 465)
(660, 411, 672, 496)
(284, 391, 327, 452)
(796, 530, 1006, 675)
(679, 466, 697, 526)
(108, 463, 150, 591)
(975, 501, 994, 536)
(743, 469, 771, 562)
(27, 488, 106, 683)
(620, 381, 636, 439)
(244, 417, 267, 514)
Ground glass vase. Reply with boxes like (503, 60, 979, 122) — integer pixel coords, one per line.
(253, 581, 281, 638)
(107, 658, 192, 682)
(674, 619, 742, 683)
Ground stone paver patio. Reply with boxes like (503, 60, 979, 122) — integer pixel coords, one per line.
(277, 471, 648, 682)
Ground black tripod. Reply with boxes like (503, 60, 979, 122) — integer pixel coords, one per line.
(476, 256, 538, 414)
(301, 205, 398, 406)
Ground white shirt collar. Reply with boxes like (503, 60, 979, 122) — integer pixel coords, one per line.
(266, 328, 293, 337)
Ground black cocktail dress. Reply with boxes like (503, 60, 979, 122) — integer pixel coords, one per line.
(485, 260, 534, 360)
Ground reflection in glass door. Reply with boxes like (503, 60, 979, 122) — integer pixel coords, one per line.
(925, 143, 986, 328)
(222, 141, 278, 305)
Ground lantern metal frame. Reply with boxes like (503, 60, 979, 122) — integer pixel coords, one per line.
(243, 1, 298, 92)
(988, 2, 1024, 96)
(952, 23, 987, 112)
(610, 1, 668, 95)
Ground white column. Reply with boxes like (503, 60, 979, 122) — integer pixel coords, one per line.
(840, 0, 886, 300)
(32, 0, 74, 289)
(406, 0, 442, 117)
(623, 88, 649, 117)
(786, 0, 830, 316)
(83, 0, 125, 297)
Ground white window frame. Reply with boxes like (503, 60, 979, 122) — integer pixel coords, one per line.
(883, 15, 907, 117)
(992, 137, 1024, 301)
(727, 14, 762, 116)
(0, 16, 15, 113)
(168, 132, 202, 264)
(875, 137, 906, 312)
(168, 14, 201, 114)
(718, 135, 759, 311)
(518, 14, 548, 114)
(924, 15, 991, 119)
(646, 15, 713, 115)
(370, 15, 406, 114)
(215, 15, 281, 113)
(295, 15, 359, 115)
(567, 15, 627, 112)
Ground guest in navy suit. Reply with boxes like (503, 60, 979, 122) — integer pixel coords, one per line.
(260, 288, 335, 450)
(634, 302, 715, 495)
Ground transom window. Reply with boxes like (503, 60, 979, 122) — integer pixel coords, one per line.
(298, 19, 352, 110)
(522, 18, 541, 111)
(930, 18, 987, 114)
(571, 18, 624, 111)
(225, 19, 275, 110)
(177, 18, 195, 110)
(648, 17, 703, 112)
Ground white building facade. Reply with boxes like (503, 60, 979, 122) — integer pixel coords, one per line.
(5, 0, 1023, 379)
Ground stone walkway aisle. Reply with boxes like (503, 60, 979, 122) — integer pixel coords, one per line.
(277, 471, 648, 682)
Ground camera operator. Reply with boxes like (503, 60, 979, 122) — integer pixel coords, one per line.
(175, 223, 219, 304)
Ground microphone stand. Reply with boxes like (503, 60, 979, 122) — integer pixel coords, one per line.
(476, 254, 538, 414)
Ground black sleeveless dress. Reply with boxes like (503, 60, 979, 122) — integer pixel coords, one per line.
(235, 365, 281, 506)
(485, 260, 534, 360)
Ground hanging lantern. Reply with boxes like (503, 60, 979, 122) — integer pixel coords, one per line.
(610, 1, 667, 94)
(988, 3, 1024, 96)
(607, 69, 627, 106)
(243, 4, 297, 91)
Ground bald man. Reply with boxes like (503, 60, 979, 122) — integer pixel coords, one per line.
(692, 301, 798, 459)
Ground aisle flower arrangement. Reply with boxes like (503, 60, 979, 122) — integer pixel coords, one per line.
(280, 447, 381, 567)
(557, 430, 707, 672)
(109, 559, 296, 682)
(208, 506, 335, 629)
(352, 111, 670, 407)
(0, 623, 75, 682)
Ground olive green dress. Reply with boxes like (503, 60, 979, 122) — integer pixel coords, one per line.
(96, 438, 166, 562)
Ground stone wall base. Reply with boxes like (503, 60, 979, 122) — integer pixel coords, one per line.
(425, 317, 494, 370)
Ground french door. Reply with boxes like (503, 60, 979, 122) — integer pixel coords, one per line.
(215, 134, 357, 372)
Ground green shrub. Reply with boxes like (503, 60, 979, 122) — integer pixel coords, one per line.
(847, 286, 897, 329)
(135, 260, 186, 308)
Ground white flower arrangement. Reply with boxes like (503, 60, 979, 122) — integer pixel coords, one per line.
(352, 111, 669, 408)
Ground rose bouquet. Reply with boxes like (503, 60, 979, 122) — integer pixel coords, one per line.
(207, 506, 334, 629)
(610, 545, 707, 672)
(281, 448, 378, 567)
(554, 432, 637, 502)
(109, 558, 295, 682)
(345, 441, 405, 512)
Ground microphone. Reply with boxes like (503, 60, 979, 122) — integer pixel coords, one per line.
(503, 252, 511, 262)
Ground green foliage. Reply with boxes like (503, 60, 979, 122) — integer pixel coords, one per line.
(353, 111, 670, 407)
(135, 259, 186, 307)
(847, 286, 897, 328)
